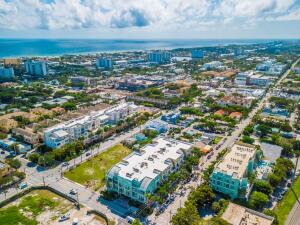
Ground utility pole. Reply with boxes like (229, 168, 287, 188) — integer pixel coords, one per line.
(43, 176, 45, 186)
(169, 210, 172, 222)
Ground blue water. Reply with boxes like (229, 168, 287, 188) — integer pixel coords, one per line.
(0, 39, 278, 58)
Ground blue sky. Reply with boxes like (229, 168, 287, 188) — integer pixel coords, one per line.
(0, 0, 300, 39)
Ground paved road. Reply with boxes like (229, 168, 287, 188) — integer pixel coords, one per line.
(0, 125, 144, 224)
(148, 59, 300, 225)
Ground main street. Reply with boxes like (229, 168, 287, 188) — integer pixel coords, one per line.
(148, 58, 300, 225)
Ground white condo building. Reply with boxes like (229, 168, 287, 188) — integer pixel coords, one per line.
(106, 137, 193, 203)
(44, 102, 139, 148)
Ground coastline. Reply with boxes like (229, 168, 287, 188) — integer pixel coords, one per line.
(0, 38, 277, 58)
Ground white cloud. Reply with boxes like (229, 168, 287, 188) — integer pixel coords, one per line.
(0, 0, 299, 31)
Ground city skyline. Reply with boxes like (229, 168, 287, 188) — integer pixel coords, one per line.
(0, 0, 300, 39)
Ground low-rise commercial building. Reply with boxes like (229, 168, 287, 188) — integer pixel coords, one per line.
(222, 202, 273, 225)
(106, 137, 193, 203)
(70, 76, 98, 87)
(44, 102, 139, 148)
(210, 143, 258, 199)
(203, 61, 222, 70)
(12, 127, 40, 146)
(144, 120, 168, 134)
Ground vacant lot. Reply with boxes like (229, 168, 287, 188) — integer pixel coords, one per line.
(0, 190, 73, 225)
(64, 144, 132, 191)
(274, 175, 300, 225)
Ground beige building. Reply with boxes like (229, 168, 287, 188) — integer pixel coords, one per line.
(0, 161, 10, 178)
(12, 127, 40, 146)
(222, 203, 273, 225)
(3, 58, 21, 67)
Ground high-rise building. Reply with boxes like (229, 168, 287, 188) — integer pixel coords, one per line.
(148, 51, 171, 64)
(191, 49, 204, 59)
(96, 57, 113, 69)
(24, 60, 48, 76)
(0, 67, 14, 80)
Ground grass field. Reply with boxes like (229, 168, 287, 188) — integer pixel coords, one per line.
(64, 144, 132, 191)
(0, 190, 72, 225)
(274, 176, 300, 225)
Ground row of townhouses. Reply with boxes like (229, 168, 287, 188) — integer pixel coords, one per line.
(44, 102, 139, 148)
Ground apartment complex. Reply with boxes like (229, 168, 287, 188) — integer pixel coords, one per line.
(210, 143, 258, 199)
(24, 60, 48, 76)
(218, 95, 253, 108)
(235, 71, 273, 87)
(106, 137, 193, 203)
(44, 102, 139, 148)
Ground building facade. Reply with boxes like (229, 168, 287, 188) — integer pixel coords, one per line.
(210, 143, 258, 199)
(106, 137, 193, 203)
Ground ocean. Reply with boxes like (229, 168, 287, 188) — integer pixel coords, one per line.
(0, 39, 277, 58)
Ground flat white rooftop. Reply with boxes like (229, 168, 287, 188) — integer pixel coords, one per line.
(113, 137, 192, 182)
(215, 143, 256, 179)
(222, 202, 273, 225)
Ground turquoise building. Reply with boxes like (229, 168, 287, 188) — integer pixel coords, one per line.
(210, 143, 258, 199)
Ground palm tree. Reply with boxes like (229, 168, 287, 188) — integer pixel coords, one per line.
(9, 143, 19, 156)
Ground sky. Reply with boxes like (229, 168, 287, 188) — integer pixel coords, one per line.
(0, 0, 300, 39)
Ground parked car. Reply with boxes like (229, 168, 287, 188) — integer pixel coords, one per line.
(19, 182, 27, 189)
(126, 216, 135, 224)
(62, 162, 69, 167)
(86, 152, 91, 157)
(69, 189, 77, 195)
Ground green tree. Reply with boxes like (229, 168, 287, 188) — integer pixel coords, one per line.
(268, 173, 281, 187)
(242, 135, 254, 144)
(189, 184, 215, 208)
(6, 158, 21, 169)
(131, 219, 142, 225)
(62, 102, 77, 111)
(28, 152, 40, 163)
(249, 191, 269, 210)
(0, 133, 7, 139)
(209, 217, 230, 225)
(171, 201, 201, 225)
(254, 180, 273, 195)
(9, 143, 19, 155)
(263, 209, 279, 225)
